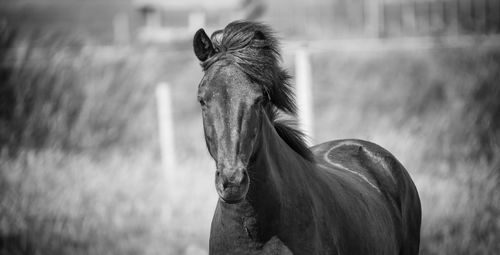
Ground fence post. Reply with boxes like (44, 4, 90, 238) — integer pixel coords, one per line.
(366, 0, 382, 37)
(156, 83, 176, 181)
(295, 46, 314, 146)
(155, 82, 177, 248)
(402, 1, 417, 34)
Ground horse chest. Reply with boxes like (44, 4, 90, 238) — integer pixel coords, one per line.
(209, 201, 292, 255)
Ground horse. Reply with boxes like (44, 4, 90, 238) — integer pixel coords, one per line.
(192, 20, 421, 255)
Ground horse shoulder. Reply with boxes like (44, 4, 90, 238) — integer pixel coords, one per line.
(311, 139, 421, 255)
(311, 139, 403, 197)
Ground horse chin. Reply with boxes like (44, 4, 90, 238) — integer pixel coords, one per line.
(219, 196, 245, 204)
(218, 192, 246, 204)
(216, 182, 249, 204)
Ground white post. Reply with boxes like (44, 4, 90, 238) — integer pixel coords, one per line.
(295, 46, 314, 146)
(156, 83, 176, 181)
(155, 83, 176, 247)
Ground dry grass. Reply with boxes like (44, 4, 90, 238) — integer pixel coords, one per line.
(309, 47, 500, 254)
(0, 24, 499, 254)
(0, 149, 216, 255)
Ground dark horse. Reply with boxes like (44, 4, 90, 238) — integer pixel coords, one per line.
(193, 21, 421, 255)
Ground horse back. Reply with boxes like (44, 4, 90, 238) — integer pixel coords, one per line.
(311, 139, 421, 255)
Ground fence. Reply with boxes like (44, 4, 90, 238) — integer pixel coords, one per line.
(265, 0, 500, 38)
(381, 0, 500, 36)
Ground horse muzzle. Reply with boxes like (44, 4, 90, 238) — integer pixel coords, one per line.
(215, 168, 249, 203)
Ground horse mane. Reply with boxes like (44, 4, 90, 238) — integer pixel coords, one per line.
(201, 20, 314, 162)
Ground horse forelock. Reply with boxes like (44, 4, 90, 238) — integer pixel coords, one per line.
(200, 20, 313, 162)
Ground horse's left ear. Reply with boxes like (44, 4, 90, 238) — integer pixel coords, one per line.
(193, 28, 214, 62)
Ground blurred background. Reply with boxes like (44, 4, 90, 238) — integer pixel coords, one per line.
(0, 0, 499, 254)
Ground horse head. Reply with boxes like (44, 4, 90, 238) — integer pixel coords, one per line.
(193, 27, 266, 203)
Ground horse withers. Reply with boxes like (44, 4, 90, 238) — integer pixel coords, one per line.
(193, 20, 421, 255)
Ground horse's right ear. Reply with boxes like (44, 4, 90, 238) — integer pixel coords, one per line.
(193, 28, 214, 62)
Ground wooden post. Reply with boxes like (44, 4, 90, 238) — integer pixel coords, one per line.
(447, 0, 459, 34)
(426, 0, 432, 34)
(402, 1, 417, 35)
(484, 0, 490, 32)
(366, 0, 381, 37)
(432, 0, 445, 32)
(457, 0, 462, 33)
(295, 46, 314, 146)
(476, 0, 485, 31)
(156, 83, 176, 181)
(155, 83, 177, 249)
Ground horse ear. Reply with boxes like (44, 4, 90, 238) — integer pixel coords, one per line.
(193, 28, 214, 62)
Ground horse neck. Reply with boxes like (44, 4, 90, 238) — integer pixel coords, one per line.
(212, 111, 320, 248)
(247, 112, 319, 218)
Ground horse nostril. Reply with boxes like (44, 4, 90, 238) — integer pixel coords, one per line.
(221, 176, 230, 189)
(218, 169, 248, 191)
(231, 170, 248, 186)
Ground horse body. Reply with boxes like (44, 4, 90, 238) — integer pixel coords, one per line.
(210, 113, 420, 254)
(192, 20, 421, 255)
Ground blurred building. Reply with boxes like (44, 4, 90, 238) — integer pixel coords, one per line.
(132, 0, 500, 43)
(133, 0, 265, 43)
(0, 0, 497, 45)
(263, 0, 500, 39)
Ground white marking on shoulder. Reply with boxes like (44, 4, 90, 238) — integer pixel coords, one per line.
(327, 141, 361, 151)
(359, 146, 397, 184)
(323, 145, 381, 193)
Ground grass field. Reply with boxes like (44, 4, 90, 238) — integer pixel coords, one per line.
(1, 23, 499, 255)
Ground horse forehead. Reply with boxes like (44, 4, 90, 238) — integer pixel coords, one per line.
(203, 63, 257, 96)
